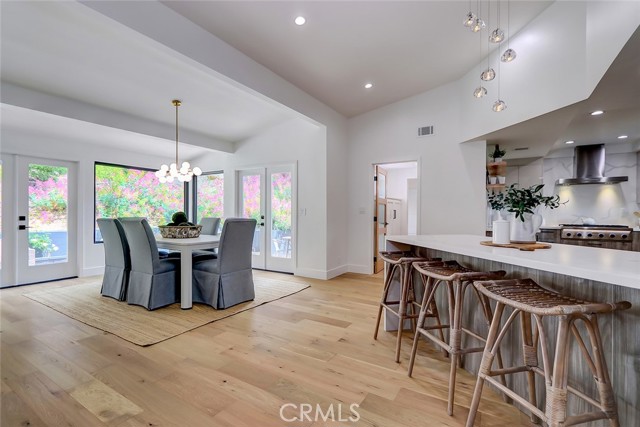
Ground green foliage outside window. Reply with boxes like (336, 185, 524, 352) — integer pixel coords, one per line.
(95, 163, 184, 240)
(196, 173, 224, 223)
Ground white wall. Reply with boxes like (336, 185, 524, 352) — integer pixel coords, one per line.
(193, 118, 330, 278)
(347, 80, 488, 273)
(1, 128, 182, 284)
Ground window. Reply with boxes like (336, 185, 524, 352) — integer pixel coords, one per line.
(195, 172, 224, 225)
(94, 162, 186, 242)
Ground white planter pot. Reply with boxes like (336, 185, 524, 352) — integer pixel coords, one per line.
(509, 213, 543, 243)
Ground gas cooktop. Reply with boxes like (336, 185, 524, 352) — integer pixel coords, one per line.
(560, 224, 632, 241)
(559, 224, 631, 229)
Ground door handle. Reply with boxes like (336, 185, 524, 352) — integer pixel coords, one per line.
(259, 222, 265, 227)
(18, 225, 31, 230)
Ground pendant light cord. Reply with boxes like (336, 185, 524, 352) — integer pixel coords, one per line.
(173, 100, 181, 166)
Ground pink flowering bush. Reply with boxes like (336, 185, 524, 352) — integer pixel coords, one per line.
(95, 164, 184, 231)
(196, 173, 224, 222)
(29, 167, 68, 230)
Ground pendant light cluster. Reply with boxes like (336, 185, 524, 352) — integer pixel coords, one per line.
(464, 0, 517, 112)
(155, 100, 202, 183)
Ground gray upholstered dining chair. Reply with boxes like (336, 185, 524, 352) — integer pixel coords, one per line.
(119, 217, 180, 310)
(192, 218, 256, 309)
(200, 217, 221, 236)
(192, 217, 222, 260)
(97, 218, 130, 301)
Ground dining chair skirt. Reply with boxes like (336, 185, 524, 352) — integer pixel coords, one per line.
(119, 217, 181, 310)
(97, 218, 131, 301)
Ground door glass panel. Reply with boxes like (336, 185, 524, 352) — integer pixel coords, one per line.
(28, 164, 68, 265)
(241, 174, 261, 255)
(377, 203, 386, 229)
(270, 172, 292, 259)
(377, 173, 386, 199)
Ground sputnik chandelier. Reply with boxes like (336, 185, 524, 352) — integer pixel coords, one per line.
(464, 0, 517, 112)
(155, 100, 202, 183)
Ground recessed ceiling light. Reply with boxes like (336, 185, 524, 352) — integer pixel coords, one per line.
(617, 135, 628, 139)
(590, 110, 604, 116)
(364, 83, 373, 89)
(294, 16, 306, 26)
(565, 140, 575, 144)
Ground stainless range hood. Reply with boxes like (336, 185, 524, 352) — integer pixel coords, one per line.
(556, 144, 628, 185)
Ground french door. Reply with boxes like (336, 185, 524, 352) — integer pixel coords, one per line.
(15, 157, 77, 285)
(237, 165, 295, 273)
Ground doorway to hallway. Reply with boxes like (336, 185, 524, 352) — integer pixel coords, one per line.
(372, 161, 418, 274)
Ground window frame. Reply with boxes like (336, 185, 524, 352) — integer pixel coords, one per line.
(193, 170, 224, 225)
(93, 161, 188, 243)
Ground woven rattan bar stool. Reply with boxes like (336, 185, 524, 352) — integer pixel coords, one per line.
(408, 260, 507, 416)
(373, 251, 441, 363)
(466, 279, 631, 427)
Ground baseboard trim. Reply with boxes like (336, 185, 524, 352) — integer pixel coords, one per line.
(326, 264, 349, 279)
(294, 268, 329, 280)
(347, 264, 372, 275)
(81, 266, 104, 277)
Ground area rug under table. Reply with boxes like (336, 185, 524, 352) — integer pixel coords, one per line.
(24, 276, 309, 346)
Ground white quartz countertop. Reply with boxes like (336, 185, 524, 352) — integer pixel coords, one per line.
(386, 234, 640, 290)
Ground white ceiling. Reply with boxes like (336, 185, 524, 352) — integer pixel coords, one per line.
(163, 0, 553, 117)
(0, 1, 297, 147)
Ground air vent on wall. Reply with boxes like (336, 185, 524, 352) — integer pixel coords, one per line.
(514, 147, 529, 151)
(418, 126, 434, 137)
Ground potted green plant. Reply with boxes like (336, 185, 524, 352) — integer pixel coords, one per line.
(502, 184, 565, 242)
(489, 145, 507, 163)
(487, 191, 506, 212)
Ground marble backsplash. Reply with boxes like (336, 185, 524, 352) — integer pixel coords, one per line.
(541, 152, 638, 227)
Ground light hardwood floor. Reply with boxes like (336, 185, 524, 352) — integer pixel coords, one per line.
(1, 271, 534, 426)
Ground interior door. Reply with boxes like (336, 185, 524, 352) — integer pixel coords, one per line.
(16, 157, 77, 284)
(237, 165, 295, 273)
(374, 165, 387, 274)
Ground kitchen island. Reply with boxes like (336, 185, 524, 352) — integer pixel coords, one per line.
(385, 234, 639, 426)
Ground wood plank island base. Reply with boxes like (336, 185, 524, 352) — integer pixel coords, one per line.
(385, 234, 640, 426)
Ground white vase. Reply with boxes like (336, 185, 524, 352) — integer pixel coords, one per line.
(509, 213, 543, 243)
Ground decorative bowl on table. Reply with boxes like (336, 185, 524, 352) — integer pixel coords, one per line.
(158, 225, 202, 238)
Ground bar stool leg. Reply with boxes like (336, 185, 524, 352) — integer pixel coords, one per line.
(428, 278, 447, 357)
(466, 302, 506, 427)
(547, 315, 571, 427)
(374, 263, 397, 340)
(475, 290, 509, 397)
(408, 276, 437, 377)
(520, 311, 539, 424)
(585, 315, 620, 427)
(395, 263, 411, 363)
(407, 271, 418, 333)
(447, 279, 464, 416)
